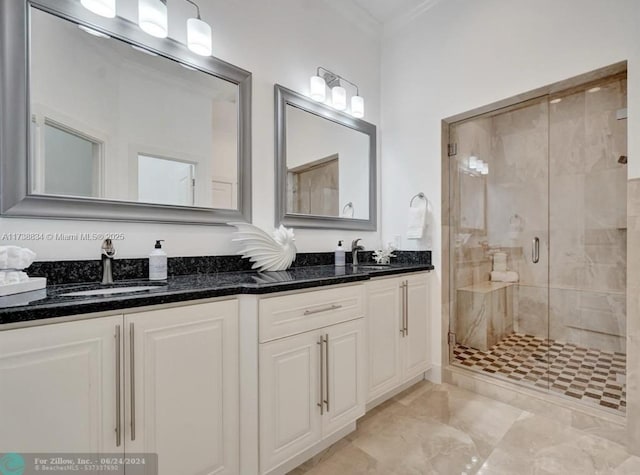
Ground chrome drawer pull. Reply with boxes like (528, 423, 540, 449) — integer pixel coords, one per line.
(304, 304, 342, 316)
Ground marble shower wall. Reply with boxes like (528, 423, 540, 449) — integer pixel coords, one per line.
(452, 77, 627, 353)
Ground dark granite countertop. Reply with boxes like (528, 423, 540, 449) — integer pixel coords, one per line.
(0, 263, 433, 326)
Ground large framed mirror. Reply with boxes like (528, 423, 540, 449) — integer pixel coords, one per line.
(0, 0, 251, 224)
(275, 85, 376, 231)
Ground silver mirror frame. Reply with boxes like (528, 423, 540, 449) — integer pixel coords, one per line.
(275, 84, 377, 231)
(0, 0, 251, 225)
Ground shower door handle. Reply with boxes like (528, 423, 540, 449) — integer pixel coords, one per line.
(532, 237, 540, 263)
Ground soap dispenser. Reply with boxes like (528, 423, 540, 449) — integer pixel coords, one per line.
(149, 240, 167, 280)
(335, 240, 346, 266)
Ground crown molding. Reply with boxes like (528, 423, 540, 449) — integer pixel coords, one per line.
(383, 0, 445, 36)
(320, 0, 383, 39)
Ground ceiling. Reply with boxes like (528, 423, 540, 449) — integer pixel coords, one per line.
(351, 0, 438, 24)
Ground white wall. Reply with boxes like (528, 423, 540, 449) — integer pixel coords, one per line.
(380, 0, 640, 367)
(0, 0, 381, 260)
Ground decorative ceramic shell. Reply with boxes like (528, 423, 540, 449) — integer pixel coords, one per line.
(228, 222, 297, 271)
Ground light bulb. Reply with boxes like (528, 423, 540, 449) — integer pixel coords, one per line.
(81, 0, 116, 18)
(481, 163, 489, 175)
(187, 18, 212, 56)
(138, 0, 168, 38)
(351, 95, 364, 118)
(468, 155, 478, 169)
(310, 76, 326, 102)
(331, 86, 347, 111)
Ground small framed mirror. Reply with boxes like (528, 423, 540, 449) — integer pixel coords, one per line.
(0, 0, 251, 225)
(275, 85, 376, 231)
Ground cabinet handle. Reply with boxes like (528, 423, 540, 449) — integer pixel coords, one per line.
(404, 280, 409, 336)
(532, 237, 540, 264)
(400, 282, 406, 337)
(324, 334, 330, 412)
(129, 322, 136, 441)
(115, 325, 122, 448)
(317, 336, 324, 415)
(304, 304, 342, 316)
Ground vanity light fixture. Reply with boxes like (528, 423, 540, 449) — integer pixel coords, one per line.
(481, 162, 489, 175)
(310, 67, 365, 117)
(138, 0, 168, 38)
(310, 76, 327, 102)
(332, 85, 347, 111)
(81, 0, 116, 18)
(476, 159, 484, 172)
(184, 0, 213, 56)
(468, 155, 478, 170)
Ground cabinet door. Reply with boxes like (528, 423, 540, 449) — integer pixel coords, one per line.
(0, 316, 123, 453)
(366, 278, 403, 402)
(403, 274, 431, 380)
(126, 300, 239, 475)
(259, 330, 323, 474)
(322, 319, 365, 437)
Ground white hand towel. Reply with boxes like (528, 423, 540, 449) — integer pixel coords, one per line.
(0, 271, 29, 285)
(407, 206, 426, 239)
(0, 247, 7, 269)
(0, 246, 36, 270)
(491, 271, 519, 283)
(503, 271, 519, 283)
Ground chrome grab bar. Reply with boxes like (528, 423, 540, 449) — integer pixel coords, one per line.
(532, 237, 540, 264)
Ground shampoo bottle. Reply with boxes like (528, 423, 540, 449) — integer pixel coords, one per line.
(335, 240, 346, 266)
(149, 240, 167, 280)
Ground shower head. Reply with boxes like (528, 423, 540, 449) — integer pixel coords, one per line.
(618, 155, 628, 164)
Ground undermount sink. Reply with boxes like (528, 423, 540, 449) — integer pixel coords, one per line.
(60, 285, 165, 297)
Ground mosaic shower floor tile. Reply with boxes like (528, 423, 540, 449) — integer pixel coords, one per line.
(453, 333, 626, 414)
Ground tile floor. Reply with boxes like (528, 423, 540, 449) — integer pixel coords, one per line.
(289, 382, 637, 475)
(453, 333, 627, 414)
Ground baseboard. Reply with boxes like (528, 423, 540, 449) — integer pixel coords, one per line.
(365, 373, 426, 412)
(264, 422, 356, 475)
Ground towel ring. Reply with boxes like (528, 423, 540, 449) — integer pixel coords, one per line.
(342, 202, 354, 217)
(410, 192, 427, 207)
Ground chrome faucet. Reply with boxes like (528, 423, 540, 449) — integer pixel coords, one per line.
(351, 238, 364, 266)
(101, 239, 116, 284)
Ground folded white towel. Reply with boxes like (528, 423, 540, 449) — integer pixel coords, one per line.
(0, 271, 29, 285)
(491, 271, 519, 283)
(0, 246, 36, 270)
(407, 206, 426, 240)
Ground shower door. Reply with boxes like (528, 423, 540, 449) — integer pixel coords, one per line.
(448, 98, 552, 392)
(448, 74, 628, 413)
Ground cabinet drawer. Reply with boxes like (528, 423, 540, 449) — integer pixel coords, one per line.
(259, 284, 364, 342)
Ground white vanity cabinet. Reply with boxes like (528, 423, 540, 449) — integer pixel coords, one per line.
(0, 316, 124, 453)
(0, 300, 239, 475)
(366, 272, 431, 403)
(125, 300, 239, 475)
(258, 285, 366, 475)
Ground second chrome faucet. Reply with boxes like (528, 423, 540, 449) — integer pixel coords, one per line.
(351, 238, 364, 266)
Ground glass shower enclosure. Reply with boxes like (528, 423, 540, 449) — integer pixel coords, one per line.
(448, 74, 627, 414)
